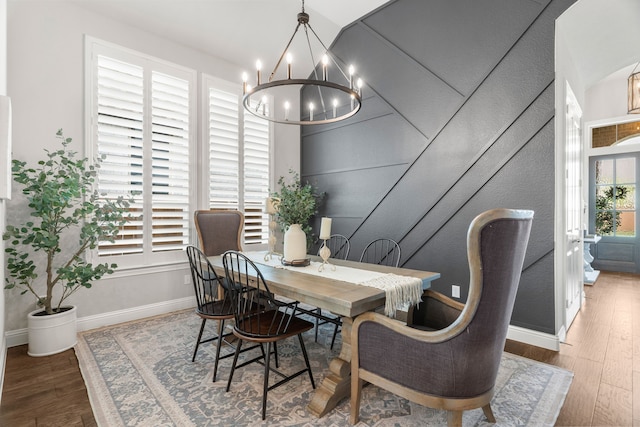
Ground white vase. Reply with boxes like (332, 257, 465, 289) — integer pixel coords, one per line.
(27, 305, 77, 357)
(283, 224, 307, 261)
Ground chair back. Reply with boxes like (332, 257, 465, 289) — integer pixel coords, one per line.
(185, 245, 234, 317)
(454, 209, 533, 388)
(359, 238, 401, 267)
(194, 209, 244, 256)
(318, 234, 350, 260)
(222, 251, 299, 338)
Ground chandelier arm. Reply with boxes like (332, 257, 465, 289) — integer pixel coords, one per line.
(633, 61, 640, 75)
(303, 24, 329, 120)
(269, 22, 303, 82)
(306, 23, 350, 82)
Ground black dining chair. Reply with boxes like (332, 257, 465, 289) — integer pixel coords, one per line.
(185, 245, 238, 381)
(359, 238, 401, 267)
(222, 250, 316, 420)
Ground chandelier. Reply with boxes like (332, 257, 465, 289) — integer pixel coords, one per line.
(629, 62, 640, 114)
(242, 0, 363, 125)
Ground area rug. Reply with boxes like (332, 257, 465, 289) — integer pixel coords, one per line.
(75, 310, 572, 426)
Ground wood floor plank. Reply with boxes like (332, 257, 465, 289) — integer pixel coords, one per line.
(592, 382, 633, 426)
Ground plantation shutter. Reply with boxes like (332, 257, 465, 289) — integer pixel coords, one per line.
(150, 71, 191, 252)
(92, 47, 193, 260)
(96, 55, 145, 256)
(207, 83, 270, 246)
(243, 104, 270, 245)
(209, 88, 240, 210)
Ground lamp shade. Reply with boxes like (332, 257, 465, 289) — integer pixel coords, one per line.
(629, 71, 640, 114)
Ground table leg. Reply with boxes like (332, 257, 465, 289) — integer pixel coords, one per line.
(307, 317, 353, 417)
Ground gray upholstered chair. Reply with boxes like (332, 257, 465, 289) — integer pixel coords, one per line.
(194, 209, 244, 256)
(189, 209, 244, 369)
(351, 209, 534, 427)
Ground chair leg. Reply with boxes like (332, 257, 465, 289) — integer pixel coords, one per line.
(212, 319, 225, 382)
(225, 339, 243, 392)
(273, 341, 279, 368)
(447, 410, 463, 427)
(482, 403, 496, 423)
(349, 376, 363, 424)
(297, 334, 315, 389)
(192, 318, 207, 362)
(262, 342, 272, 420)
(330, 321, 340, 350)
(314, 308, 321, 342)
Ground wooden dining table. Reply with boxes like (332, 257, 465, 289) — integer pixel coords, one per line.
(207, 252, 440, 418)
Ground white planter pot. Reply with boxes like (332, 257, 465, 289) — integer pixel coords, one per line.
(283, 224, 307, 262)
(27, 305, 78, 357)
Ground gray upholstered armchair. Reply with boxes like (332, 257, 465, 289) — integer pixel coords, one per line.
(350, 208, 534, 427)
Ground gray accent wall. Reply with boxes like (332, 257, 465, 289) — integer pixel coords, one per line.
(301, 0, 576, 335)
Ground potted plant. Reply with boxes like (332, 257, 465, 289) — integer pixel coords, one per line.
(3, 130, 132, 356)
(271, 170, 322, 262)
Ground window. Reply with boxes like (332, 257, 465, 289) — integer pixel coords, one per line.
(87, 39, 196, 267)
(205, 76, 271, 248)
(87, 40, 272, 268)
(594, 157, 636, 237)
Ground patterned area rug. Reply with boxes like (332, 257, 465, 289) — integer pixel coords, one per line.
(76, 310, 572, 426)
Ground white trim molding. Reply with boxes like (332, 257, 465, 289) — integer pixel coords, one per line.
(5, 297, 196, 348)
(507, 324, 560, 351)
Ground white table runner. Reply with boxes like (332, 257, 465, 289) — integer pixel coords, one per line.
(243, 251, 422, 317)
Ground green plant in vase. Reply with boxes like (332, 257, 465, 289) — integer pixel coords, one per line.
(271, 170, 323, 260)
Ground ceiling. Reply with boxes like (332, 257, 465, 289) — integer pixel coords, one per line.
(71, 0, 389, 74)
(558, 0, 640, 90)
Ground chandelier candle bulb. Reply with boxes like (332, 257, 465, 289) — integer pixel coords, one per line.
(242, 72, 248, 94)
(256, 60, 262, 85)
(284, 101, 290, 121)
(333, 99, 338, 118)
(286, 53, 293, 79)
(319, 217, 332, 240)
(349, 65, 355, 89)
(322, 55, 329, 81)
(309, 103, 314, 121)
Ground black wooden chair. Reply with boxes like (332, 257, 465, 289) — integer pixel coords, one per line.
(222, 250, 316, 420)
(359, 238, 401, 267)
(185, 245, 238, 382)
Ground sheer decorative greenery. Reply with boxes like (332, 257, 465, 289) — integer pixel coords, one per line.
(3, 130, 133, 314)
(595, 186, 629, 235)
(271, 170, 323, 245)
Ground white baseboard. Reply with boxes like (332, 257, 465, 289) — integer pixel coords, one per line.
(5, 297, 196, 348)
(507, 324, 560, 351)
(0, 335, 6, 402)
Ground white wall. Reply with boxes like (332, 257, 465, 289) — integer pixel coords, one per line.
(0, 0, 7, 400)
(585, 73, 635, 123)
(6, 1, 299, 337)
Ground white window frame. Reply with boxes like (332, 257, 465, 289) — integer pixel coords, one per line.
(85, 37, 197, 269)
(201, 74, 274, 250)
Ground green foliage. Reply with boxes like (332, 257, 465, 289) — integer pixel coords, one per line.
(595, 186, 629, 235)
(3, 130, 133, 314)
(271, 170, 323, 244)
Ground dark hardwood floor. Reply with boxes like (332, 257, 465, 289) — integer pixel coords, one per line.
(0, 270, 636, 426)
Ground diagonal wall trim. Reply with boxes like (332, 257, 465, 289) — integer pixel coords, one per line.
(401, 83, 555, 264)
(357, 20, 464, 97)
(330, 2, 554, 245)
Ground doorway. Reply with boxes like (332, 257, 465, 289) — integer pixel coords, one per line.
(589, 154, 638, 273)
